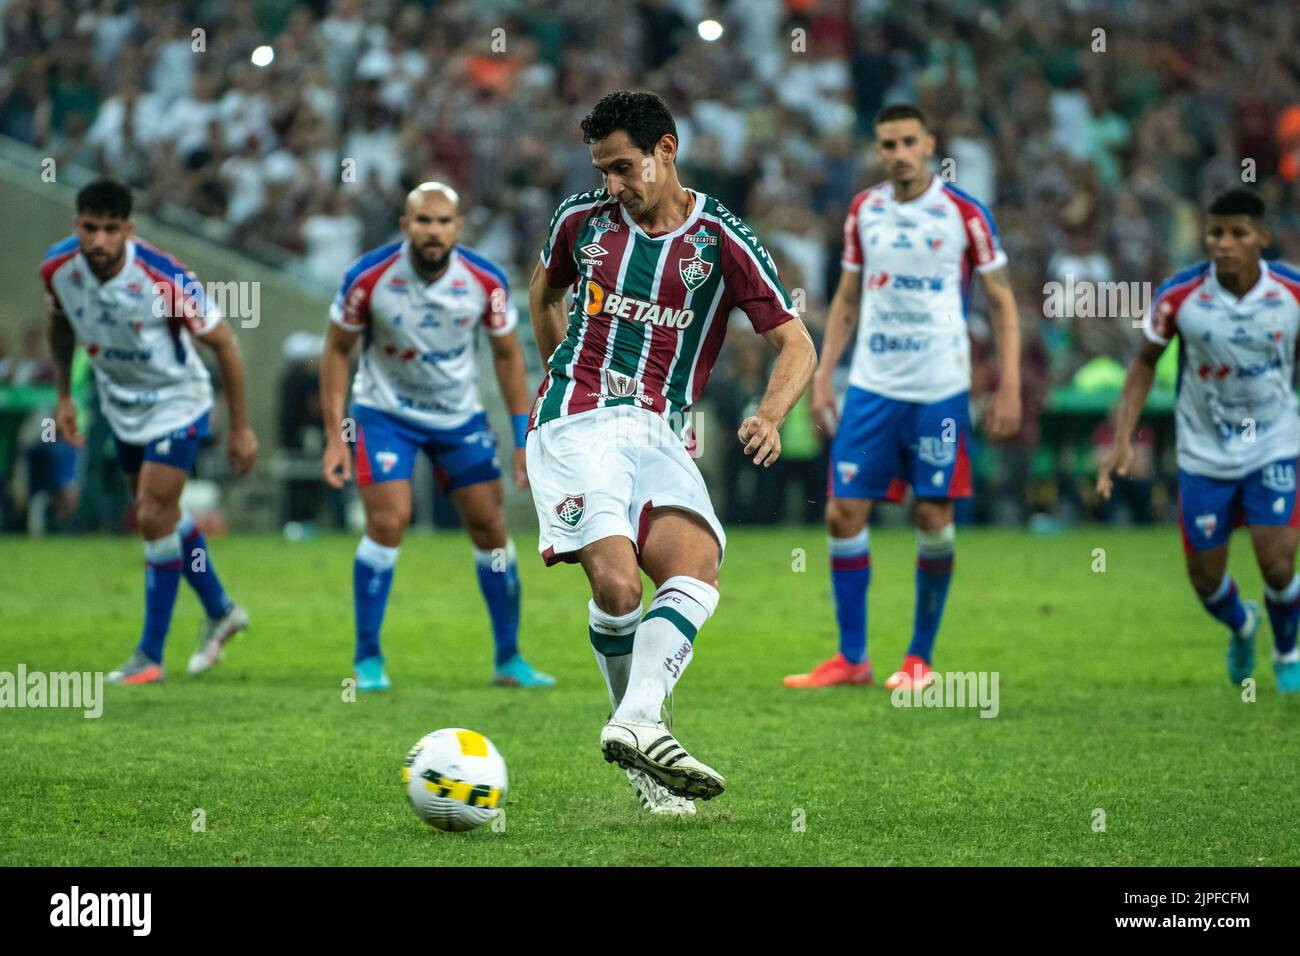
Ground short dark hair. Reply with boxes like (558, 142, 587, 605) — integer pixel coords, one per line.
(1207, 188, 1266, 220)
(580, 91, 677, 154)
(76, 178, 133, 219)
(874, 103, 928, 132)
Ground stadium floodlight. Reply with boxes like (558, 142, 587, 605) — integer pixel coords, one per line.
(697, 19, 723, 42)
(251, 45, 275, 67)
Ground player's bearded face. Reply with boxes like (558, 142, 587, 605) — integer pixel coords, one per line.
(403, 197, 462, 274)
(75, 214, 131, 277)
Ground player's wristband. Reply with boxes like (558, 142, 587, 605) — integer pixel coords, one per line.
(511, 414, 529, 449)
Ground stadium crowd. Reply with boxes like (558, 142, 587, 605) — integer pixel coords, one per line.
(4, 0, 1300, 527)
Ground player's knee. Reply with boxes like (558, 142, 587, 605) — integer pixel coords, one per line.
(914, 502, 953, 534)
(826, 499, 865, 538)
(367, 508, 409, 546)
(1262, 558, 1295, 591)
(135, 498, 175, 539)
(591, 570, 642, 617)
(465, 516, 506, 551)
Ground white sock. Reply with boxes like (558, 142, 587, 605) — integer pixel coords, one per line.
(589, 600, 641, 710)
(614, 576, 719, 724)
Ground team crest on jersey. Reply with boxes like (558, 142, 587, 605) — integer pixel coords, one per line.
(376, 451, 398, 474)
(836, 461, 859, 483)
(679, 252, 713, 292)
(1195, 512, 1218, 538)
(1262, 463, 1296, 493)
(131, 320, 144, 334)
(925, 235, 944, 251)
(917, 436, 956, 467)
(554, 493, 585, 528)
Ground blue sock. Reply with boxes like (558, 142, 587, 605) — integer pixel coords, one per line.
(139, 531, 183, 663)
(1265, 573, 1300, 658)
(909, 524, 955, 663)
(829, 530, 871, 665)
(354, 536, 399, 663)
(475, 540, 520, 667)
(177, 510, 233, 619)
(1203, 573, 1248, 633)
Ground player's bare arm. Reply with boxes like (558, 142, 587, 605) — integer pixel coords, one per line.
(488, 328, 531, 489)
(739, 318, 817, 468)
(198, 321, 258, 476)
(47, 307, 83, 447)
(810, 267, 861, 437)
(978, 265, 1022, 442)
(320, 321, 360, 488)
(1096, 337, 1165, 500)
(528, 260, 569, 367)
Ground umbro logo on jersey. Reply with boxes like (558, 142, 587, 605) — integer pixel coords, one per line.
(579, 243, 608, 266)
(554, 493, 585, 528)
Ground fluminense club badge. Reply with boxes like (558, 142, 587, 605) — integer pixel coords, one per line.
(678, 251, 712, 292)
(555, 493, 585, 528)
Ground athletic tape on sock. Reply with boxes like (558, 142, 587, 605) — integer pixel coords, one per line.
(1265, 572, 1300, 603)
(357, 535, 399, 570)
(589, 600, 641, 656)
(144, 532, 182, 564)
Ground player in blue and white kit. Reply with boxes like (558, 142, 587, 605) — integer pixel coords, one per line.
(320, 182, 553, 690)
(786, 104, 1023, 690)
(43, 178, 256, 684)
(1099, 188, 1300, 692)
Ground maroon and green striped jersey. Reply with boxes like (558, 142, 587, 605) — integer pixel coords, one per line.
(531, 187, 798, 428)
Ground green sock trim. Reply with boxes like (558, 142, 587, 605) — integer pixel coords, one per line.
(589, 627, 634, 656)
(643, 606, 697, 644)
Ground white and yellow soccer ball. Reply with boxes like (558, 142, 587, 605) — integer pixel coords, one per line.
(403, 728, 508, 832)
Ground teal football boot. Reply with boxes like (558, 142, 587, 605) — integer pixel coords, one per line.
(493, 655, 556, 688)
(356, 655, 391, 691)
(1228, 602, 1259, 686)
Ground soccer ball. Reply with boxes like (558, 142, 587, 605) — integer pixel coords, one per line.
(403, 728, 508, 832)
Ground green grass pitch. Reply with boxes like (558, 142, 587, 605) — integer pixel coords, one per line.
(2, 527, 1298, 866)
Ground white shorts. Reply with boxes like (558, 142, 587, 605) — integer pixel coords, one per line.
(526, 405, 726, 567)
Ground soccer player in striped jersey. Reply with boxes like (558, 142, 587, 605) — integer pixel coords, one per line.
(528, 91, 817, 812)
(321, 182, 553, 691)
(786, 104, 1023, 691)
(1099, 188, 1300, 692)
(42, 178, 257, 684)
